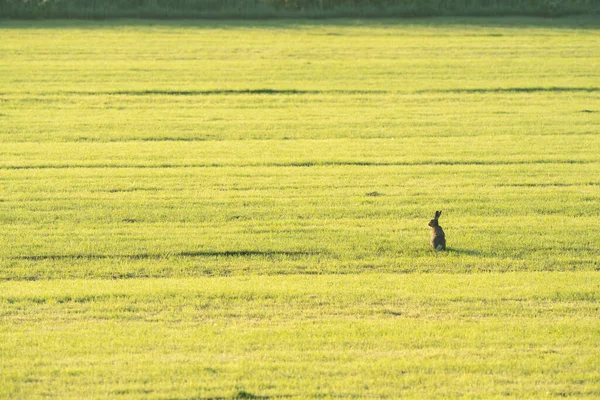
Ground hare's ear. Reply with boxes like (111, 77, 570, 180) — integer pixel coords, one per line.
(435, 210, 442, 219)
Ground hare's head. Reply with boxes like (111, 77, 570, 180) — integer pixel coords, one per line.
(428, 210, 442, 228)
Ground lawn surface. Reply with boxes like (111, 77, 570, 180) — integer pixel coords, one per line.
(2, 273, 599, 398)
(0, 17, 599, 399)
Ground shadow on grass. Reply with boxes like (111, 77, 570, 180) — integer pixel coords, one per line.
(1, 158, 594, 171)
(445, 247, 485, 257)
(15, 87, 597, 97)
(13, 250, 323, 261)
(174, 390, 296, 400)
(417, 87, 600, 94)
(72, 89, 384, 96)
(0, 16, 598, 30)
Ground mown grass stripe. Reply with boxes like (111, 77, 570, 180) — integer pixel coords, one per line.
(2, 87, 598, 97)
(0, 159, 594, 170)
(416, 86, 600, 94)
(9, 250, 324, 262)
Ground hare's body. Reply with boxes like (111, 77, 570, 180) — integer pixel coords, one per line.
(428, 211, 446, 251)
(430, 226, 446, 250)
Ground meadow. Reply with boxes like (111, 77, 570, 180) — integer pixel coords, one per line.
(0, 17, 599, 398)
(2, 0, 599, 19)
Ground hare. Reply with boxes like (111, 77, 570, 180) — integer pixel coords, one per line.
(428, 210, 446, 251)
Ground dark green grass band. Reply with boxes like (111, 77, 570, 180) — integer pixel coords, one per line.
(1, 0, 599, 19)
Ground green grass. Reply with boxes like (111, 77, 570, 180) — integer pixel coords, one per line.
(1, 17, 598, 279)
(0, 17, 599, 398)
(1, 0, 599, 19)
(2, 273, 600, 398)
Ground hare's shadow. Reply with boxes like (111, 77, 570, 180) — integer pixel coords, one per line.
(445, 247, 485, 257)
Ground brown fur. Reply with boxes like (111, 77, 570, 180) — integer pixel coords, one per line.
(429, 210, 446, 250)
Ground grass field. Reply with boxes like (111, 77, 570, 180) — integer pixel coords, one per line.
(2, 0, 599, 19)
(1, 17, 599, 398)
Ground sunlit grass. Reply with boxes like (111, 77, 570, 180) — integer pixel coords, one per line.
(0, 19, 598, 278)
(2, 273, 599, 399)
(0, 18, 599, 399)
